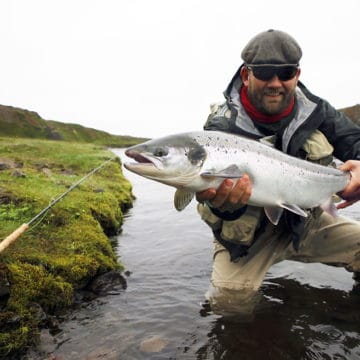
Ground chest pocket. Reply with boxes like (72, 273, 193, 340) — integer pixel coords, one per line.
(301, 130, 334, 166)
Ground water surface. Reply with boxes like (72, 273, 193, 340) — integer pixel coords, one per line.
(41, 149, 360, 359)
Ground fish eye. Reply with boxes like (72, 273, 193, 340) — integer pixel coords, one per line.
(153, 147, 168, 157)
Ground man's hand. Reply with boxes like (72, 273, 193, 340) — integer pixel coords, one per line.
(337, 160, 360, 209)
(196, 174, 252, 211)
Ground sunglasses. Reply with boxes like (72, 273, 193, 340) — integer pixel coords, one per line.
(247, 66, 299, 82)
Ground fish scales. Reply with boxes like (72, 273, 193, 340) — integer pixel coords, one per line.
(124, 131, 350, 224)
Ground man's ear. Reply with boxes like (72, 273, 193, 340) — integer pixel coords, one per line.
(240, 66, 249, 86)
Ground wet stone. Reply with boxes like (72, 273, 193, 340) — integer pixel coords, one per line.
(86, 270, 127, 295)
(0, 279, 10, 298)
(83, 345, 118, 360)
(29, 302, 47, 324)
(139, 335, 169, 353)
(38, 329, 57, 354)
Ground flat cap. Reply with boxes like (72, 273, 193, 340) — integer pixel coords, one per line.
(241, 29, 302, 66)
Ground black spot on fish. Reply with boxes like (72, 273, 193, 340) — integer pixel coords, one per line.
(187, 145, 206, 165)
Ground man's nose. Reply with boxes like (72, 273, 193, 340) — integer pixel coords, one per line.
(267, 75, 282, 86)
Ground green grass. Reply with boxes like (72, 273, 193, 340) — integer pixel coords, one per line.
(0, 104, 149, 146)
(0, 137, 133, 358)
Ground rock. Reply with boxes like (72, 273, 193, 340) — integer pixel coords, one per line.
(12, 169, 26, 177)
(140, 335, 169, 353)
(0, 158, 15, 170)
(93, 188, 105, 193)
(86, 270, 127, 295)
(0, 158, 22, 170)
(83, 345, 118, 360)
(42, 168, 53, 177)
(0, 188, 19, 204)
(0, 279, 10, 298)
(47, 316, 61, 335)
(60, 168, 76, 175)
(38, 329, 57, 354)
(29, 302, 47, 324)
(0, 264, 10, 299)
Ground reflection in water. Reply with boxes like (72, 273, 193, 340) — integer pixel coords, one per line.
(191, 278, 360, 360)
(34, 150, 360, 360)
(205, 285, 261, 320)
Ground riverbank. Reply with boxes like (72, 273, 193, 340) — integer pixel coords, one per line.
(0, 137, 133, 358)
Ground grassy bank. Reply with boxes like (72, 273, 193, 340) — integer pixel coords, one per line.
(0, 137, 133, 358)
(0, 104, 148, 147)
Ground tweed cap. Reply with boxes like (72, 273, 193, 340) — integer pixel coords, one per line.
(241, 29, 302, 66)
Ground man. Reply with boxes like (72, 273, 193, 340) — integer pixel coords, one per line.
(196, 29, 360, 315)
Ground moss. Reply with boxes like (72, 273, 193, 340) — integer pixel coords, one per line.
(0, 137, 134, 357)
(0, 321, 35, 359)
(7, 262, 73, 314)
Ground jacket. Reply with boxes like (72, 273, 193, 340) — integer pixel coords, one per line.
(199, 65, 360, 261)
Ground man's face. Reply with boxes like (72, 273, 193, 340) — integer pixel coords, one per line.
(241, 66, 300, 115)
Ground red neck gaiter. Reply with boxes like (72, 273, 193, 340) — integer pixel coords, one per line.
(240, 85, 294, 124)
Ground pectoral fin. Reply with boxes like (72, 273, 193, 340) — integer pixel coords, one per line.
(174, 189, 195, 211)
(201, 165, 244, 179)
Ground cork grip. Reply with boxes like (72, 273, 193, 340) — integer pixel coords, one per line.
(0, 223, 29, 254)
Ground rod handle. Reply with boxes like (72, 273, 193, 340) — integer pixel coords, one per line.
(0, 223, 29, 254)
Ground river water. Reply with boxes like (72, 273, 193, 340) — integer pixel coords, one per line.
(39, 149, 359, 359)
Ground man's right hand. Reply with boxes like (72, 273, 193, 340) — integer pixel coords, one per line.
(196, 174, 252, 211)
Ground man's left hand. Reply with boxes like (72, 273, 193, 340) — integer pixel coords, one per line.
(337, 160, 360, 209)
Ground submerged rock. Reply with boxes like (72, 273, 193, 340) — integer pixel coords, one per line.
(140, 335, 169, 353)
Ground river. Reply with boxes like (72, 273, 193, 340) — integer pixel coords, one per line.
(35, 149, 360, 360)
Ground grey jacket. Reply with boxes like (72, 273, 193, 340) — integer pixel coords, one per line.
(200, 65, 360, 261)
(204, 66, 360, 161)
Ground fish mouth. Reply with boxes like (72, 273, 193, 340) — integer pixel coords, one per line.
(124, 149, 163, 172)
(125, 149, 153, 164)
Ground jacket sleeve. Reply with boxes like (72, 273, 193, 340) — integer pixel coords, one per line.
(319, 100, 360, 161)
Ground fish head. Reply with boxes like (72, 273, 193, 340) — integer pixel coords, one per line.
(124, 133, 207, 188)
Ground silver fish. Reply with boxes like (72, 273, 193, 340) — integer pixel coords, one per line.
(124, 131, 350, 225)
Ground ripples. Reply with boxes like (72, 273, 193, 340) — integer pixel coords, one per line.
(41, 150, 360, 360)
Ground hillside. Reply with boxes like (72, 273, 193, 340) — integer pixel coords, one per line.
(0, 104, 147, 147)
(0, 104, 359, 145)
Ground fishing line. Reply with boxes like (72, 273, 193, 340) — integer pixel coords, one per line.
(0, 155, 118, 254)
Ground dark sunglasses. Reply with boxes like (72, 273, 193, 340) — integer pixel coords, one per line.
(247, 66, 298, 81)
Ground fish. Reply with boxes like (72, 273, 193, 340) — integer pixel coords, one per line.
(124, 131, 350, 225)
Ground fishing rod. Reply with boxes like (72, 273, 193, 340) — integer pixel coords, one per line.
(0, 155, 118, 254)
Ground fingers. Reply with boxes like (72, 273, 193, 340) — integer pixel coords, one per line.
(196, 175, 252, 209)
(196, 188, 217, 203)
(337, 160, 360, 207)
(338, 160, 359, 172)
(337, 199, 358, 210)
(209, 179, 235, 208)
(227, 175, 252, 206)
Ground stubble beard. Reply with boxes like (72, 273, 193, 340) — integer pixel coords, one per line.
(248, 87, 295, 115)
